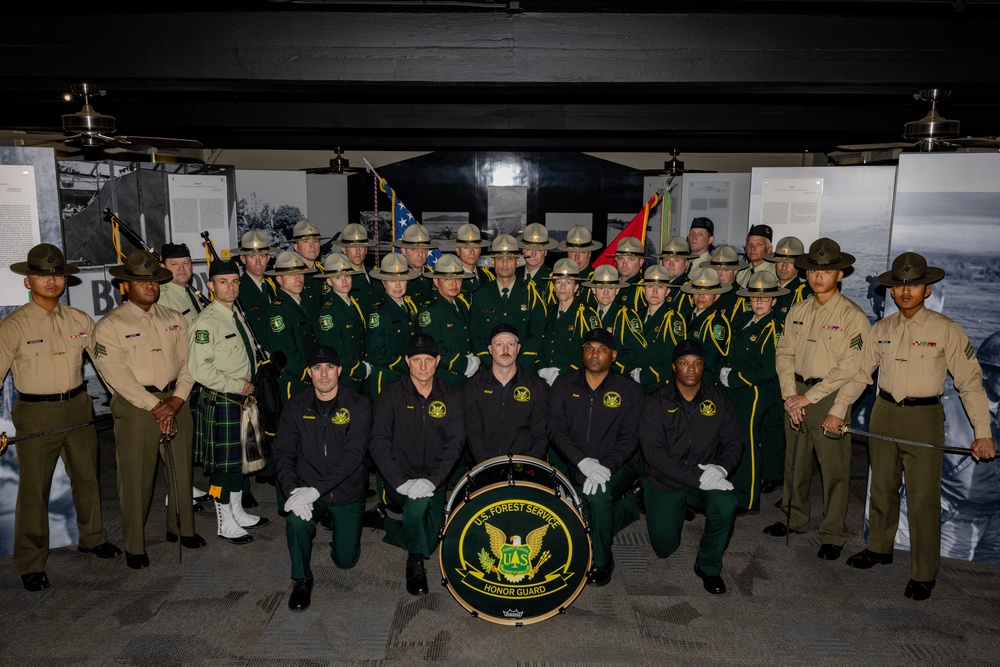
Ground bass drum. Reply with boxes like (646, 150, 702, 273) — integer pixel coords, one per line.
(439, 455, 592, 626)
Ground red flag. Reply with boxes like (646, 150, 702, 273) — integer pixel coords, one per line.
(592, 192, 659, 268)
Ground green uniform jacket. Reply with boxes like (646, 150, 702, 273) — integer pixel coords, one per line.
(517, 264, 553, 304)
(634, 305, 687, 393)
(405, 275, 435, 309)
(725, 314, 779, 390)
(667, 276, 692, 319)
(470, 280, 548, 370)
(585, 304, 647, 374)
(615, 274, 647, 312)
(687, 304, 732, 379)
(461, 265, 496, 298)
(238, 274, 277, 344)
(265, 293, 316, 402)
(417, 292, 474, 388)
(316, 293, 368, 392)
(365, 296, 419, 398)
(537, 296, 591, 372)
(774, 277, 812, 327)
(299, 260, 326, 319)
(350, 272, 384, 317)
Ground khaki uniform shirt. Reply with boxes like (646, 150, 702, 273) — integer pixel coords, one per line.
(158, 280, 204, 324)
(188, 301, 253, 394)
(93, 301, 194, 411)
(830, 306, 991, 438)
(0, 300, 94, 394)
(775, 290, 869, 403)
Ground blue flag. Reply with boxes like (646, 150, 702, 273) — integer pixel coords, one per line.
(378, 176, 441, 268)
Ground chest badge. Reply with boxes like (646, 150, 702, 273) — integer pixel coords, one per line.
(332, 408, 351, 425)
(513, 386, 531, 402)
(428, 400, 447, 418)
(603, 391, 621, 408)
(699, 400, 716, 417)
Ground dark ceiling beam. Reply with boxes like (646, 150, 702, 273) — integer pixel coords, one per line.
(2, 9, 1000, 152)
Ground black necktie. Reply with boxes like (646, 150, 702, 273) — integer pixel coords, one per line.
(501, 287, 510, 303)
(186, 286, 203, 313)
(234, 313, 257, 383)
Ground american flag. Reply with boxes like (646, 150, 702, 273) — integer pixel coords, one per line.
(379, 176, 441, 268)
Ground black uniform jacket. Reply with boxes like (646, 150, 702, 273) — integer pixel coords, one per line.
(369, 375, 465, 490)
(465, 365, 548, 463)
(640, 379, 743, 493)
(273, 384, 372, 505)
(547, 368, 643, 486)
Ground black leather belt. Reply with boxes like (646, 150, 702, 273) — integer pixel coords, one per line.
(144, 380, 177, 393)
(878, 389, 940, 407)
(794, 374, 823, 387)
(18, 384, 85, 403)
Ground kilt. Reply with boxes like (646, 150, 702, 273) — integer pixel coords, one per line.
(194, 389, 245, 473)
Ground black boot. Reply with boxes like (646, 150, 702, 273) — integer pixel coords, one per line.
(405, 552, 429, 596)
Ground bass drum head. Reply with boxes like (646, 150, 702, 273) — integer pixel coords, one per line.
(439, 481, 592, 625)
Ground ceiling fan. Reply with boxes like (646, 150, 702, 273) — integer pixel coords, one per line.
(301, 147, 367, 174)
(835, 89, 1000, 153)
(640, 149, 718, 177)
(0, 83, 203, 153)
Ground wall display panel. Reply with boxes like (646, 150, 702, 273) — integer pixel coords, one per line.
(887, 152, 1000, 564)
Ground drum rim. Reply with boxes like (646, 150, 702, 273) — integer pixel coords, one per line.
(445, 454, 583, 515)
(438, 479, 592, 626)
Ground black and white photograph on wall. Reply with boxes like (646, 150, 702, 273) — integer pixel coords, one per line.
(748, 166, 897, 323)
(487, 186, 527, 238)
(356, 210, 393, 255)
(422, 212, 470, 244)
(545, 213, 593, 245)
(0, 146, 79, 557)
(235, 169, 308, 250)
(886, 152, 1000, 565)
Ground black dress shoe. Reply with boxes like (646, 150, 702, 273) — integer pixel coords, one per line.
(241, 492, 259, 509)
(684, 507, 696, 522)
(405, 553, 429, 596)
(761, 479, 783, 494)
(362, 504, 388, 531)
(629, 481, 645, 515)
(21, 572, 50, 591)
(904, 579, 935, 601)
(587, 556, 615, 587)
(78, 542, 123, 559)
(694, 565, 726, 595)
(192, 503, 205, 513)
(774, 498, 783, 509)
(193, 493, 212, 503)
(125, 551, 150, 569)
(255, 474, 276, 487)
(846, 549, 893, 569)
(288, 578, 313, 611)
(762, 521, 803, 537)
(165, 532, 208, 549)
(817, 544, 843, 560)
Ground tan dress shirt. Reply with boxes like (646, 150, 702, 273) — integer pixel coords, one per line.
(0, 300, 94, 394)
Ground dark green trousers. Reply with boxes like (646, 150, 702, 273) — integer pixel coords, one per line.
(779, 387, 851, 546)
(577, 465, 640, 569)
(644, 482, 737, 576)
(111, 391, 195, 555)
(377, 476, 446, 559)
(867, 398, 944, 582)
(285, 496, 364, 580)
(760, 383, 786, 481)
(730, 383, 773, 511)
(11, 392, 107, 575)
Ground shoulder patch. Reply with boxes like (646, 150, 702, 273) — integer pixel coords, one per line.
(712, 324, 725, 341)
(93, 342, 107, 359)
(194, 330, 210, 344)
(369, 313, 380, 328)
(270, 315, 285, 333)
(850, 334, 863, 351)
(418, 310, 431, 327)
(319, 314, 334, 332)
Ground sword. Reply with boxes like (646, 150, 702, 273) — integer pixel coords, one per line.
(839, 425, 973, 455)
(0, 416, 111, 456)
(159, 426, 182, 563)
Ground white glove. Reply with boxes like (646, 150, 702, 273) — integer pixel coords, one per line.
(697, 464, 733, 491)
(361, 361, 372, 379)
(284, 486, 320, 519)
(538, 367, 560, 386)
(396, 480, 415, 497)
(719, 367, 731, 388)
(464, 354, 481, 378)
(582, 477, 597, 496)
(630, 367, 642, 383)
(578, 457, 611, 484)
(408, 478, 436, 499)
